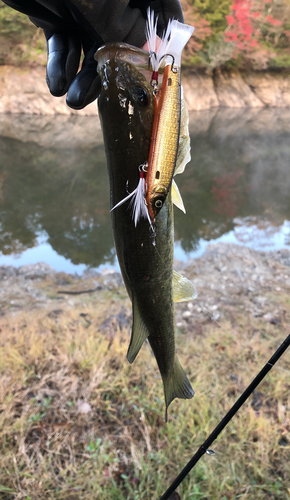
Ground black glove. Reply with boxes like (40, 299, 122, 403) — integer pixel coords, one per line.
(2, 0, 184, 109)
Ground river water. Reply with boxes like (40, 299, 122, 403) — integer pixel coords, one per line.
(0, 108, 290, 274)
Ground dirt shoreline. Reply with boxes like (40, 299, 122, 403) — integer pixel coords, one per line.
(1, 241, 289, 499)
(0, 65, 290, 115)
(1, 242, 290, 333)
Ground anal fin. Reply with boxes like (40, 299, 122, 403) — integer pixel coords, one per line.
(173, 270, 197, 302)
(127, 295, 150, 364)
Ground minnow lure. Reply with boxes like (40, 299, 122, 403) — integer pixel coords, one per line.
(145, 12, 194, 221)
(111, 10, 194, 225)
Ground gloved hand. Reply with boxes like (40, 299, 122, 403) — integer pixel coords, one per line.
(2, 0, 184, 109)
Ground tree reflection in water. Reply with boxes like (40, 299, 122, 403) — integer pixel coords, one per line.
(174, 108, 290, 253)
(0, 131, 113, 268)
(1, 108, 290, 268)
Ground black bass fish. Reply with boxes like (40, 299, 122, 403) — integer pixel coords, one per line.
(96, 43, 196, 420)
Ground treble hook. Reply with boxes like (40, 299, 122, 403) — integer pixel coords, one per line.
(158, 53, 177, 73)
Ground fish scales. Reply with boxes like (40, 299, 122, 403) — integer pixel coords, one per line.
(96, 43, 194, 418)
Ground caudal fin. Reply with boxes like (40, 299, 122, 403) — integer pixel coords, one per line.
(163, 356, 194, 422)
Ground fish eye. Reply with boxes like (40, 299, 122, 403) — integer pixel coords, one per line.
(155, 199, 163, 209)
(134, 86, 148, 106)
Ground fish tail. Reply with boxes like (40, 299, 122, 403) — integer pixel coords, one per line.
(163, 356, 194, 422)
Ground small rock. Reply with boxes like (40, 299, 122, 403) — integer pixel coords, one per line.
(278, 437, 288, 447)
(82, 268, 101, 279)
(18, 262, 55, 280)
(270, 317, 281, 325)
(76, 400, 92, 414)
(251, 390, 263, 411)
(168, 492, 181, 500)
(263, 312, 281, 324)
(0, 266, 16, 280)
(47, 309, 64, 318)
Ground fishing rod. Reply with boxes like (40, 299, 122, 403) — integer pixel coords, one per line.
(160, 333, 290, 500)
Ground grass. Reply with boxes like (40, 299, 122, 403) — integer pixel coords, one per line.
(0, 289, 289, 499)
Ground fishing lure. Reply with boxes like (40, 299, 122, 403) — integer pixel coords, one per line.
(111, 10, 194, 225)
(145, 13, 194, 222)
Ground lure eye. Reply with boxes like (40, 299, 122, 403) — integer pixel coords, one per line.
(155, 199, 163, 209)
(134, 86, 148, 106)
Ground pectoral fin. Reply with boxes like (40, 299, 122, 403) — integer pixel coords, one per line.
(172, 180, 186, 213)
(127, 295, 150, 364)
(173, 270, 197, 302)
(163, 356, 194, 422)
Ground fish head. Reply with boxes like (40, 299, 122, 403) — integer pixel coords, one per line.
(96, 43, 155, 201)
(148, 184, 168, 220)
(96, 43, 154, 142)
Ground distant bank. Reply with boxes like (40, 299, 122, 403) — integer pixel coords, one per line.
(0, 65, 289, 115)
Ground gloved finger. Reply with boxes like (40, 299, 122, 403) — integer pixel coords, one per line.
(66, 67, 101, 109)
(66, 43, 101, 110)
(151, 0, 184, 31)
(44, 31, 81, 97)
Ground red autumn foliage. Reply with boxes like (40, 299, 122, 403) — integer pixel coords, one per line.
(265, 15, 282, 26)
(225, 0, 256, 52)
(224, 0, 284, 58)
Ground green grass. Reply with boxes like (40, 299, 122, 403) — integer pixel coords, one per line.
(269, 54, 290, 69)
(0, 4, 46, 66)
(0, 292, 289, 499)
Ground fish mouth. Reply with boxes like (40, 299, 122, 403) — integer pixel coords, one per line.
(95, 43, 166, 89)
(95, 43, 150, 74)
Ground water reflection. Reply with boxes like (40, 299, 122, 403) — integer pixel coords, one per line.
(174, 107, 290, 253)
(0, 108, 290, 272)
(0, 116, 113, 269)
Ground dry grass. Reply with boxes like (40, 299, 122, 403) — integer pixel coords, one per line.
(0, 291, 289, 500)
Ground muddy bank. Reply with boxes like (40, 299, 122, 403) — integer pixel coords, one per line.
(1, 244, 290, 334)
(0, 65, 289, 114)
(0, 66, 98, 116)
